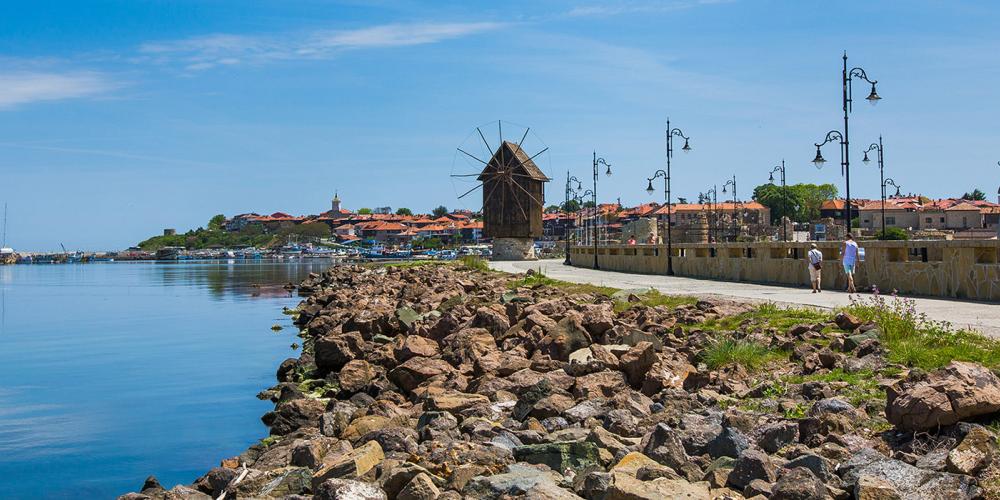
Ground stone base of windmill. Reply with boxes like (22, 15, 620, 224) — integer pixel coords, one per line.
(492, 238, 537, 261)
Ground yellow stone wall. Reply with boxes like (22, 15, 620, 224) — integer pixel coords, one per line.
(569, 240, 1000, 301)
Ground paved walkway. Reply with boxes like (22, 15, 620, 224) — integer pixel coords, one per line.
(490, 259, 1000, 338)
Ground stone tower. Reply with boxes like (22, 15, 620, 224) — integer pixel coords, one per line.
(331, 191, 342, 213)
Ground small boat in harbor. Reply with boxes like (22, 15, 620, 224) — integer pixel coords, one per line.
(155, 247, 184, 260)
(0, 247, 16, 265)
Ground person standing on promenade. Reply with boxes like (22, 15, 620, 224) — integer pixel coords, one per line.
(807, 243, 823, 293)
(842, 234, 859, 294)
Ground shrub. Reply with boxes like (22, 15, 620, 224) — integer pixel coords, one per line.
(844, 291, 1000, 370)
(876, 227, 908, 240)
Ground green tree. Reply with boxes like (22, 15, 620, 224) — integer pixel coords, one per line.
(582, 200, 596, 208)
(545, 205, 561, 213)
(962, 189, 986, 201)
(395, 207, 413, 216)
(562, 199, 581, 212)
(677, 197, 689, 204)
(877, 227, 909, 240)
(752, 184, 802, 223)
(208, 214, 226, 231)
(357, 208, 373, 215)
(432, 205, 449, 217)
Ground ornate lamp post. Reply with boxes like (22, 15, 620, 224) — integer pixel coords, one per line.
(564, 186, 592, 265)
(592, 152, 612, 269)
(722, 176, 737, 241)
(655, 119, 692, 275)
(882, 178, 902, 233)
(769, 160, 787, 241)
(862, 137, 888, 237)
(813, 52, 881, 232)
(646, 170, 670, 273)
(703, 186, 718, 243)
(812, 130, 848, 226)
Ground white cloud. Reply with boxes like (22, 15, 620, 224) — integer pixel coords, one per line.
(0, 71, 116, 109)
(139, 22, 504, 71)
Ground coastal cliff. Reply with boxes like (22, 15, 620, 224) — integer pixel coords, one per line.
(120, 263, 999, 499)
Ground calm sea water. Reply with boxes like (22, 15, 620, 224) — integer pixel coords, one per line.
(0, 260, 334, 499)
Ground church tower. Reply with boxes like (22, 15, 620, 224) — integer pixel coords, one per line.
(331, 191, 342, 212)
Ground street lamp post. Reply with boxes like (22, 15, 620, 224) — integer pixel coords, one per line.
(592, 152, 612, 270)
(769, 160, 787, 241)
(722, 176, 737, 241)
(564, 175, 583, 265)
(646, 170, 669, 272)
(882, 178, 902, 232)
(657, 119, 692, 275)
(814, 52, 881, 232)
(703, 186, 718, 243)
(813, 130, 848, 226)
(862, 137, 887, 237)
(564, 186, 591, 265)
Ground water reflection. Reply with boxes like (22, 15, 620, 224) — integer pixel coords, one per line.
(0, 260, 334, 499)
(151, 259, 334, 300)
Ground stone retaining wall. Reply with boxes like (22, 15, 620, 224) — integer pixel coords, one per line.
(569, 240, 1000, 301)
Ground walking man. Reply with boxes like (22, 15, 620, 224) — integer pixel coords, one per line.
(807, 243, 823, 293)
(842, 233, 859, 294)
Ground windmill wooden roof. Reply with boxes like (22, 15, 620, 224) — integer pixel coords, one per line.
(478, 141, 549, 182)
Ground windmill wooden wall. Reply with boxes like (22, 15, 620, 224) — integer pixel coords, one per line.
(479, 141, 548, 239)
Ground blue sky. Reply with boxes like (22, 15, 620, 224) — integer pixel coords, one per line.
(2, 0, 999, 250)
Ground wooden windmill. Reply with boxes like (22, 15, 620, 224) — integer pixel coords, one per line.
(452, 122, 551, 242)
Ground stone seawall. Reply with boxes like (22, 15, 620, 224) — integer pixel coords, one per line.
(570, 240, 1000, 302)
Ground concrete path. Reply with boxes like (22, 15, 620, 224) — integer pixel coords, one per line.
(490, 259, 1000, 338)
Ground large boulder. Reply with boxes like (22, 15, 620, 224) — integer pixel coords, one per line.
(513, 441, 601, 472)
(315, 332, 365, 373)
(947, 425, 997, 476)
(311, 441, 385, 489)
(388, 356, 454, 392)
(886, 361, 1000, 431)
(261, 398, 326, 436)
(314, 478, 387, 500)
(840, 448, 979, 499)
(620, 341, 657, 387)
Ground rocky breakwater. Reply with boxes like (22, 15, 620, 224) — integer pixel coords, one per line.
(121, 264, 1000, 499)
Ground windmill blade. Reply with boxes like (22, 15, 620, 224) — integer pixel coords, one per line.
(457, 147, 488, 165)
(457, 182, 483, 200)
(525, 147, 549, 164)
(517, 127, 530, 149)
(476, 127, 492, 155)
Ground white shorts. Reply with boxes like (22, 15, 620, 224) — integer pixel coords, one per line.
(808, 265, 821, 282)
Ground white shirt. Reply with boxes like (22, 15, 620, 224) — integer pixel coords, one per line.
(808, 248, 822, 265)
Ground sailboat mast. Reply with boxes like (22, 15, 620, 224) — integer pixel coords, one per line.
(2, 203, 7, 248)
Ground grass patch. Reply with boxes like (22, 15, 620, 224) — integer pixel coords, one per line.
(785, 368, 885, 408)
(844, 294, 1000, 370)
(694, 302, 830, 333)
(457, 255, 490, 272)
(507, 270, 620, 297)
(701, 339, 786, 371)
(613, 289, 698, 313)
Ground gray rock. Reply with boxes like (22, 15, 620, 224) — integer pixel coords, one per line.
(703, 426, 749, 459)
(771, 467, 827, 500)
(727, 449, 776, 491)
(513, 441, 601, 472)
(464, 463, 562, 499)
(758, 421, 798, 453)
(315, 478, 387, 500)
(839, 448, 980, 499)
(641, 423, 689, 472)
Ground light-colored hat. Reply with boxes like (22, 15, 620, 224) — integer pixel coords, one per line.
(810, 243, 817, 248)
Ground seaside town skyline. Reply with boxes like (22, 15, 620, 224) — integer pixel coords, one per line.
(3, 0, 1000, 251)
